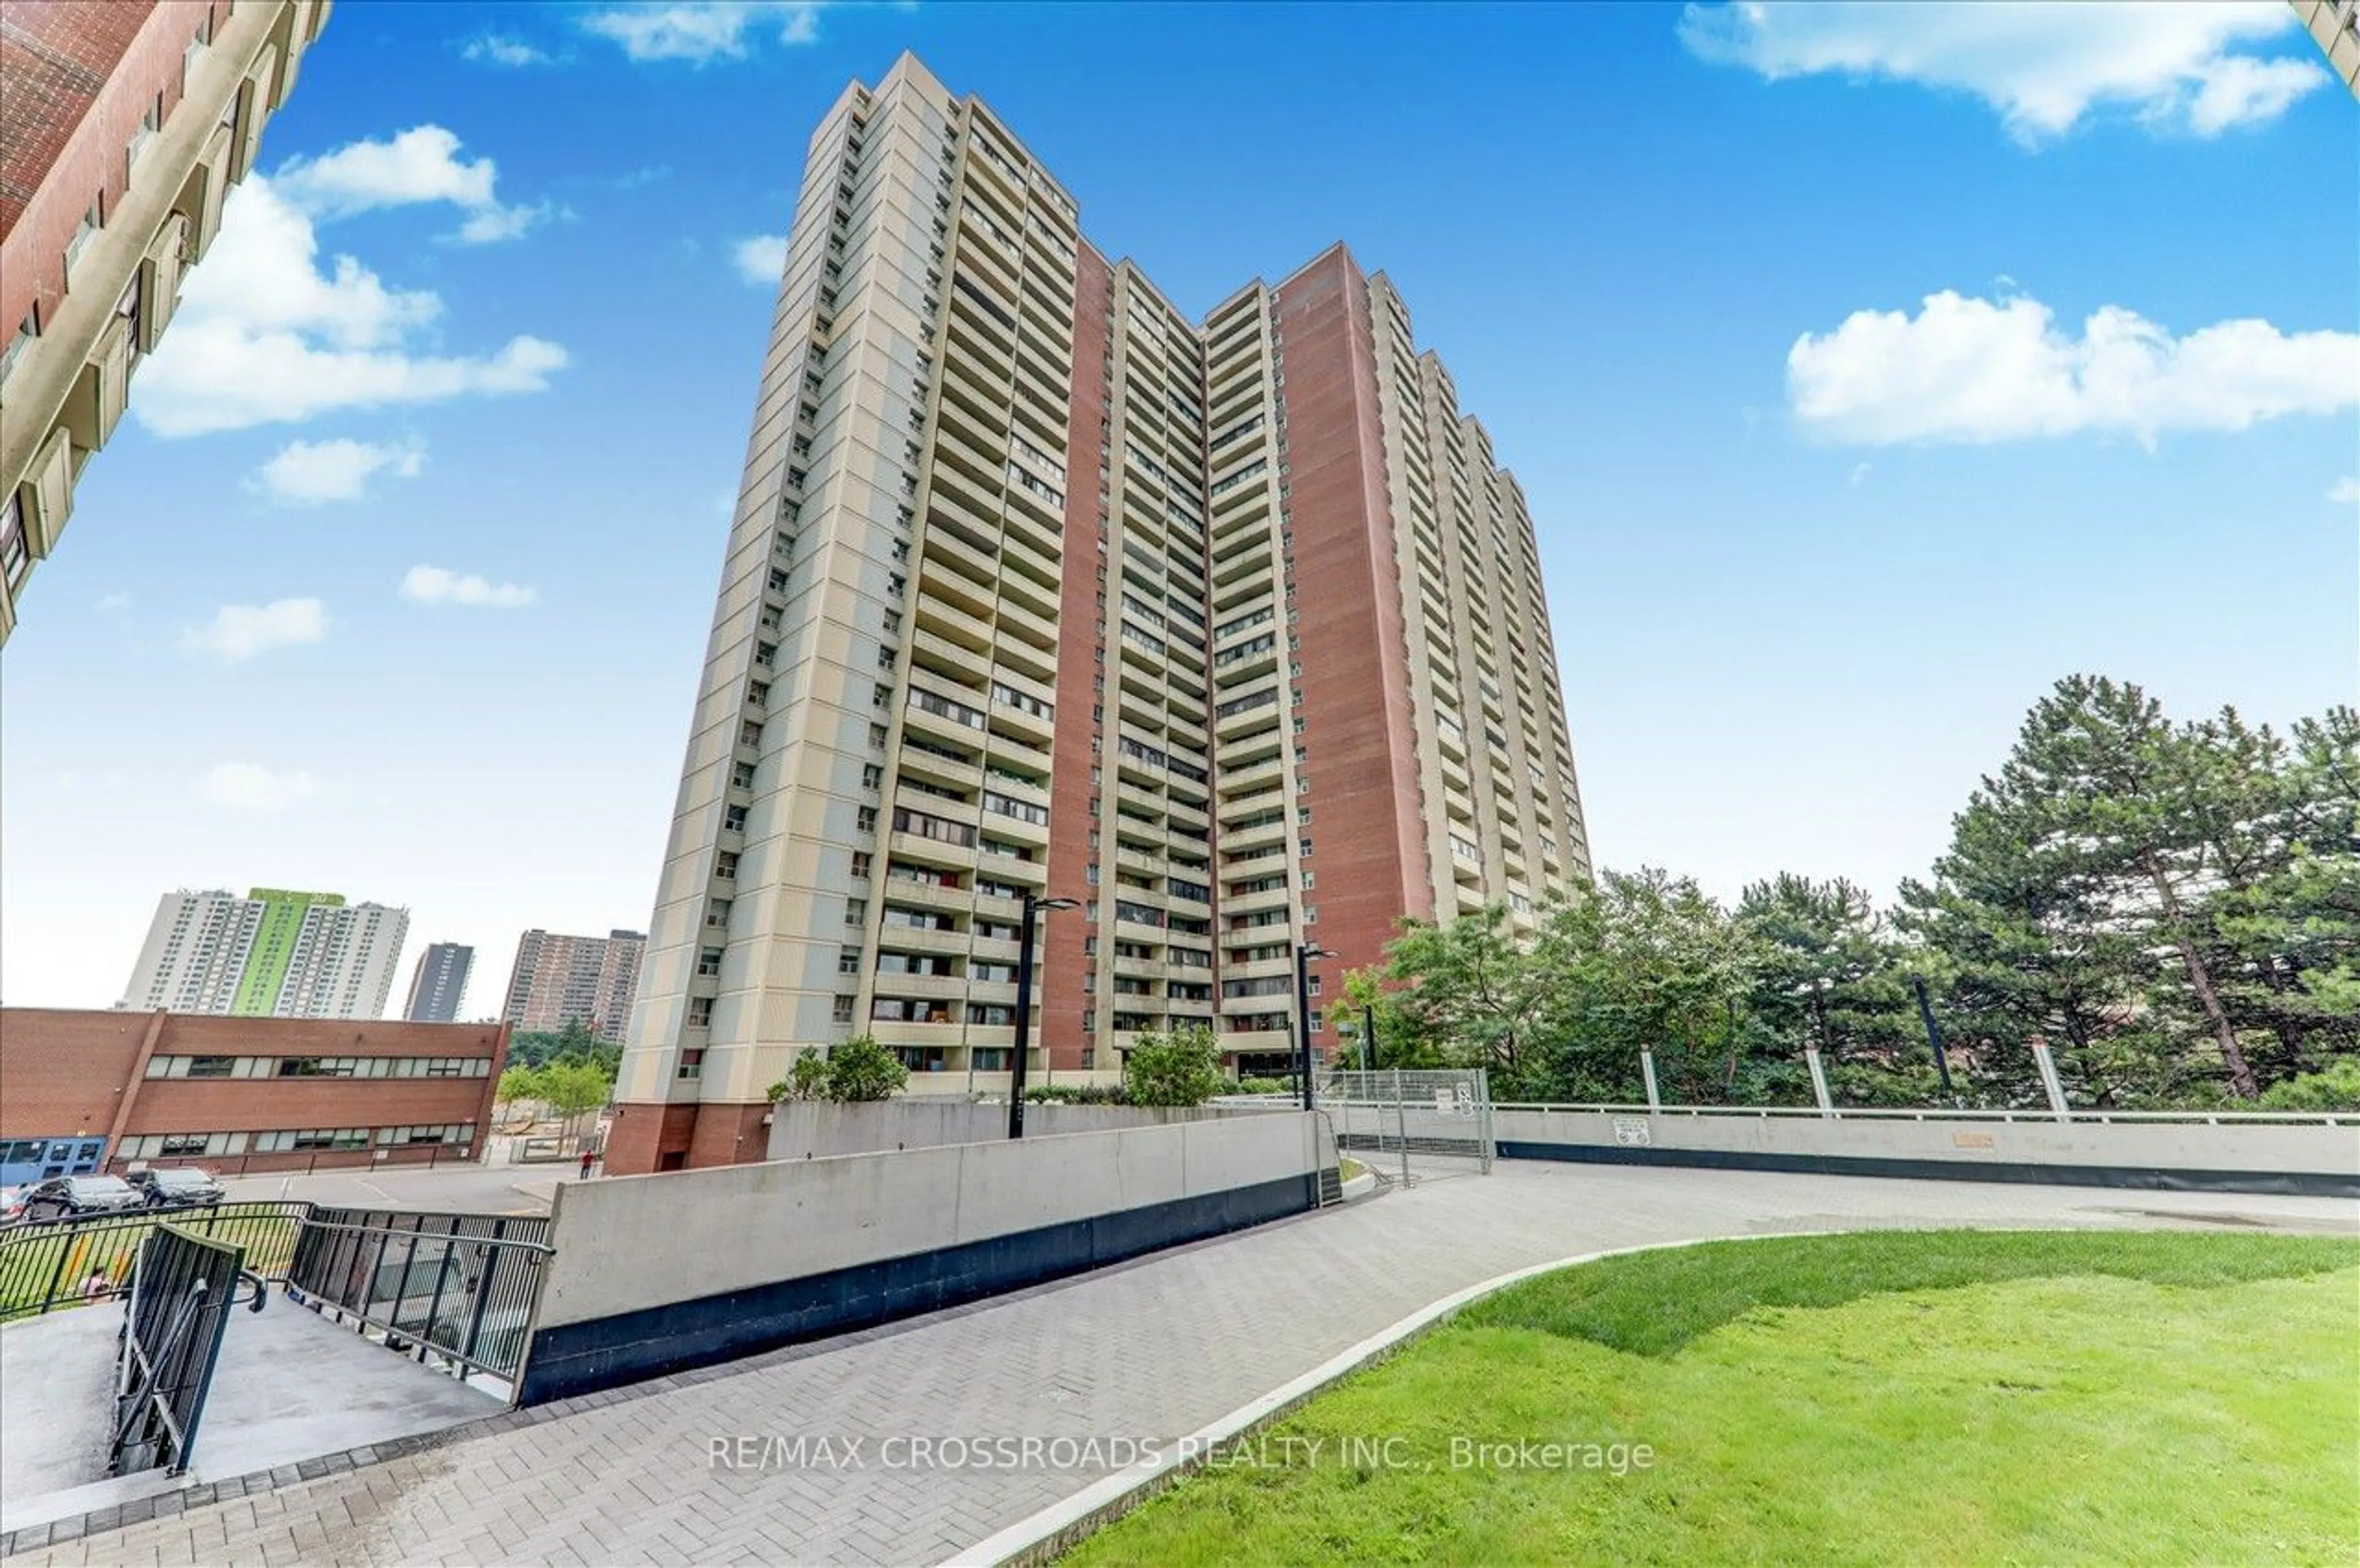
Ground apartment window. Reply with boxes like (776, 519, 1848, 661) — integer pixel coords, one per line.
(696, 948, 723, 977)
(875, 682, 894, 708)
(839, 946, 863, 974)
(706, 901, 733, 929)
(857, 806, 879, 832)
(833, 995, 857, 1024)
(0, 496, 26, 592)
(0, 310, 34, 393)
(741, 721, 764, 748)
(851, 850, 873, 879)
(724, 805, 748, 833)
(715, 852, 740, 880)
(65, 201, 100, 276)
(755, 641, 778, 669)
(862, 763, 884, 789)
(677, 1049, 706, 1081)
(686, 997, 714, 1027)
(1299, 839, 1312, 858)
(731, 761, 757, 790)
(1303, 904, 1318, 925)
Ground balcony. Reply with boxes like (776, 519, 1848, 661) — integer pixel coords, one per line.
(889, 829, 975, 872)
(1218, 755, 1283, 798)
(899, 745, 982, 794)
(1222, 884, 1292, 920)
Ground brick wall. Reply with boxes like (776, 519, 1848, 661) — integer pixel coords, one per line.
(0, 2, 224, 342)
(1272, 247, 1433, 1037)
(0, 1008, 509, 1172)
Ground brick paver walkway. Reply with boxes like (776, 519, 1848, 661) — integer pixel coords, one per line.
(8, 1164, 2351, 1567)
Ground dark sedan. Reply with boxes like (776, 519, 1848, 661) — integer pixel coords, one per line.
(18, 1175, 146, 1223)
(128, 1167, 227, 1209)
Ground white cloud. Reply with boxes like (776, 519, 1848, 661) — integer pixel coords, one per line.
(1787, 289, 2360, 447)
(273, 125, 546, 244)
(2330, 477, 2360, 506)
(583, 1, 823, 63)
(131, 178, 567, 436)
(400, 565, 537, 609)
(1678, 2, 2322, 143)
(195, 762, 323, 812)
(95, 591, 132, 612)
(183, 598, 330, 661)
(733, 233, 789, 286)
(462, 34, 552, 66)
(1849, 461, 1871, 487)
(251, 438, 425, 504)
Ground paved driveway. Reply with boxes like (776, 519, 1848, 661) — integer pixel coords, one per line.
(6, 1164, 2351, 1567)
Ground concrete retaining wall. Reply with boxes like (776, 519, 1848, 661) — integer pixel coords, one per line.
(1495, 1108, 2360, 1197)
(764, 1100, 1237, 1161)
(517, 1113, 1332, 1403)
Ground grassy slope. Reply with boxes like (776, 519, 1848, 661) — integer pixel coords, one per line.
(1066, 1231, 2360, 1567)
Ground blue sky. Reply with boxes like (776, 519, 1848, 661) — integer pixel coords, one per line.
(4, 1, 2354, 1014)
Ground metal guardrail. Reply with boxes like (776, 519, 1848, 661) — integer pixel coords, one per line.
(111, 1223, 254, 1476)
(0, 1202, 305, 1322)
(285, 1208, 551, 1384)
(1495, 1103, 2360, 1126)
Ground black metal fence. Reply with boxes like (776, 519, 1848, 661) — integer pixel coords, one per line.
(0, 1202, 304, 1322)
(285, 1208, 551, 1384)
(112, 1223, 253, 1476)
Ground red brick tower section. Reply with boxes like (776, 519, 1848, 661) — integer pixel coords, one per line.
(1270, 246, 1435, 1035)
(0, 1, 188, 338)
(1042, 245, 1114, 1071)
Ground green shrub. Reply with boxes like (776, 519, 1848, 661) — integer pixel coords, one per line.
(1235, 1076, 1289, 1094)
(1124, 1025, 1224, 1107)
(822, 1034, 908, 1102)
(2259, 1057, 2360, 1111)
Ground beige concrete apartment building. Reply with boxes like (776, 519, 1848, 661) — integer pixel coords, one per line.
(2292, 1, 2360, 96)
(0, 0, 329, 644)
(610, 54, 1589, 1173)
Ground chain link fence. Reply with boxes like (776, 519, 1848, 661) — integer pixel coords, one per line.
(1318, 1068, 1495, 1185)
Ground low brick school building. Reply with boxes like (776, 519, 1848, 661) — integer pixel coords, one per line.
(0, 1008, 508, 1182)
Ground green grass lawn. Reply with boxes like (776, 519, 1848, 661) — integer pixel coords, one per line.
(1064, 1230, 2360, 1567)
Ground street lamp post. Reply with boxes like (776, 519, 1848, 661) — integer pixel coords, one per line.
(1009, 890, 1079, 1139)
(1294, 941, 1335, 1113)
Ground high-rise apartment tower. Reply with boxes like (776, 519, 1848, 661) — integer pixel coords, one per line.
(119, 887, 409, 1019)
(401, 941, 474, 1024)
(611, 54, 1589, 1173)
(500, 929, 646, 1043)
(1, 1, 331, 643)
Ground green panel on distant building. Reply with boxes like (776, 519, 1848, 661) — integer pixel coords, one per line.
(229, 888, 339, 1015)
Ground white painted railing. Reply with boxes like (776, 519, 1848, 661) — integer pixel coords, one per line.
(1496, 1103, 2360, 1127)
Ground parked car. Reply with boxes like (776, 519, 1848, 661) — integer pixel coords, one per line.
(0, 1185, 24, 1226)
(18, 1175, 146, 1223)
(128, 1167, 227, 1209)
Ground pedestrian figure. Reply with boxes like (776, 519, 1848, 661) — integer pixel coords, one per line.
(78, 1267, 111, 1301)
(578, 1150, 596, 1180)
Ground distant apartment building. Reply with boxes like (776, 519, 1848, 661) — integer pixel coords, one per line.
(401, 941, 474, 1024)
(502, 929, 646, 1043)
(610, 55, 1591, 1172)
(1, 1008, 505, 1182)
(0, 0, 332, 644)
(2292, 1, 2360, 97)
(119, 887, 409, 1020)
